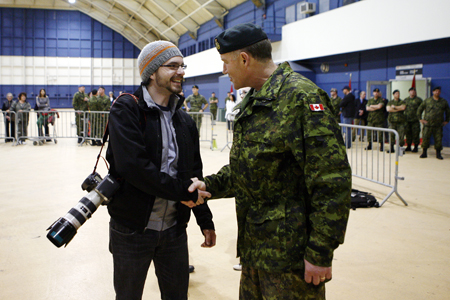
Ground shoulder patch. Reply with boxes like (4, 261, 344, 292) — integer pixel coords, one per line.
(309, 104, 324, 111)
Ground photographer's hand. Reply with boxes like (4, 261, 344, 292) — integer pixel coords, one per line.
(189, 178, 210, 205)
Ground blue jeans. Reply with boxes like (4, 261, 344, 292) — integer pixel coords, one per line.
(109, 218, 189, 300)
(342, 117, 353, 148)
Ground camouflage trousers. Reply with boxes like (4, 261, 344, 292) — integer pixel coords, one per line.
(367, 122, 384, 144)
(190, 112, 203, 133)
(388, 122, 405, 147)
(240, 266, 325, 300)
(210, 108, 217, 121)
(404, 121, 421, 146)
(75, 112, 86, 136)
(421, 125, 443, 150)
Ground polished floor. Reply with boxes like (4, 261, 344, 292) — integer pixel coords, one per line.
(0, 122, 449, 300)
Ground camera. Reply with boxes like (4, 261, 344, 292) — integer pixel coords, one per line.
(46, 172, 120, 248)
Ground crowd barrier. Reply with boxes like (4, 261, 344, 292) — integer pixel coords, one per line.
(339, 123, 407, 207)
(1, 111, 17, 143)
(187, 112, 215, 150)
(221, 113, 236, 152)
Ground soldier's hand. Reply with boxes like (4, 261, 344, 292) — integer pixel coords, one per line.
(443, 121, 448, 126)
(304, 259, 332, 285)
(181, 201, 197, 208)
(188, 177, 211, 205)
(201, 229, 216, 248)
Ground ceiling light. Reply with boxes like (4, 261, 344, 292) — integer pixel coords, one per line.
(69, 0, 76, 4)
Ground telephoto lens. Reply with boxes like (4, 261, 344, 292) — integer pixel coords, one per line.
(46, 174, 120, 248)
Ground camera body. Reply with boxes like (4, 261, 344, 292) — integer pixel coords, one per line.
(46, 172, 120, 248)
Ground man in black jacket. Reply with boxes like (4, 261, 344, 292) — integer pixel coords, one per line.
(339, 86, 356, 148)
(353, 91, 368, 142)
(106, 40, 216, 300)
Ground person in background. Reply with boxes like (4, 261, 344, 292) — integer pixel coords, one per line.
(72, 85, 89, 144)
(238, 87, 250, 104)
(366, 88, 385, 151)
(184, 85, 208, 133)
(339, 86, 355, 148)
(386, 90, 406, 153)
(11, 92, 31, 145)
(417, 87, 450, 160)
(353, 91, 367, 142)
(1, 92, 16, 142)
(329, 88, 342, 123)
(209, 92, 219, 120)
(225, 93, 237, 133)
(109, 91, 115, 103)
(35, 88, 51, 141)
(403, 87, 423, 152)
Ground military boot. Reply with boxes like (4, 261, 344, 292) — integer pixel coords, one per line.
(405, 145, 412, 152)
(365, 143, 372, 150)
(420, 148, 427, 158)
(412, 145, 419, 153)
(436, 150, 443, 160)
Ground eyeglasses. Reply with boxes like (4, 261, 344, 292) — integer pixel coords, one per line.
(160, 64, 187, 71)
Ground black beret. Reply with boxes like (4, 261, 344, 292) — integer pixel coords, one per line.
(192, 85, 199, 89)
(215, 23, 268, 54)
(409, 87, 416, 91)
(343, 86, 350, 91)
(433, 86, 441, 91)
(373, 88, 380, 92)
(393, 89, 399, 95)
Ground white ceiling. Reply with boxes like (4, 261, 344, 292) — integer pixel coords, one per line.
(0, 0, 248, 49)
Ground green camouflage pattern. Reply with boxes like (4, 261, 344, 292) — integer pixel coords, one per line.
(72, 91, 89, 111)
(404, 96, 423, 122)
(185, 94, 207, 112)
(388, 122, 405, 147)
(240, 266, 325, 300)
(417, 97, 450, 127)
(89, 95, 109, 139)
(366, 97, 385, 124)
(89, 95, 111, 111)
(367, 121, 384, 144)
(387, 99, 406, 123)
(404, 121, 421, 146)
(209, 96, 218, 110)
(330, 96, 342, 122)
(204, 62, 351, 272)
(421, 125, 444, 150)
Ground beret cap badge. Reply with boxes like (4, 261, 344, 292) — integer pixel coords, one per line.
(215, 38, 220, 50)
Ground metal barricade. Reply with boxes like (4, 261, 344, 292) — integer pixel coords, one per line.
(84, 111, 109, 145)
(1, 110, 17, 144)
(339, 123, 407, 207)
(221, 113, 236, 152)
(187, 112, 215, 150)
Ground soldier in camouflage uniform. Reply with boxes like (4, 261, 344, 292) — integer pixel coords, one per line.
(417, 87, 450, 160)
(189, 23, 351, 300)
(209, 92, 219, 120)
(386, 90, 406, 153)
(365, 88, 386, 151)
(72, 85, 89, 143)
(184, 85, 208, 132)
(329, 88, 342, 123)
(403, 87, 423, 152)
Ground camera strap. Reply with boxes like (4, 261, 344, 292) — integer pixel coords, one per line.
(92, 93, 139, 174)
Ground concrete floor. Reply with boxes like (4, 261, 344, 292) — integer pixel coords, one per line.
(0, 121, 449, 300)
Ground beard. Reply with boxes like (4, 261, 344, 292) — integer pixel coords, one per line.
(154, 71, 183, 95)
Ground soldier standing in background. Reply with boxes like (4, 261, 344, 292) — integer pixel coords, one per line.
(209, 92, 219, 120)
(353, 91, 367, 142)
(224, 91, 231, 103)
(189, 23, 351, 300)
(403, 87, 423, 152)
(417, 87, 450, 159)
(365, 88, 386, 150)
(72, 85, 89, 143)
(386, 90, 406, 153)
(96, 87, 111, 145)
(184, 85, 208, 132)
(339, 86, 355, 148)
(329, 88, 342, 123)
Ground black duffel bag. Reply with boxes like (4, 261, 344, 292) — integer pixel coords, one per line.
(351, 189, 380, 210)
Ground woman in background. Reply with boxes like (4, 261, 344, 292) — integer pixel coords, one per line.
(11, 92, 31, 145)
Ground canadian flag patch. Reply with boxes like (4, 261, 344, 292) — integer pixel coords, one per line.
(309, 104, 324, 111)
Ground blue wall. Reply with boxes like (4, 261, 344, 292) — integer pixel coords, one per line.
(0, 7, 141, 107)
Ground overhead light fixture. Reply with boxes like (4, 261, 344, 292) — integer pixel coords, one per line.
(69, 0, 76, 4)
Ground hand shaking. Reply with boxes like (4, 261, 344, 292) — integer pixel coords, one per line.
(180, 177, 211, 208)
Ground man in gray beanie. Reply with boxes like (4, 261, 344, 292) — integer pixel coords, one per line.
(106, 40, 216, 300)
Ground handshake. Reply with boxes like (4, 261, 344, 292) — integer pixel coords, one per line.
(182, 177, 210, 208)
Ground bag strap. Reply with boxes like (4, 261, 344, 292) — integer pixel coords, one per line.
(92, 93, 139, 174)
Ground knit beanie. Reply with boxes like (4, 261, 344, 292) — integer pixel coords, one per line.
(138, 41, 183, 83)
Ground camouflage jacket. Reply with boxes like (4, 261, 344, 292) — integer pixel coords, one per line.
(366, 97, 385, 124)
(209, 97, 218, 110)
(204, 62, 351, 271)
(185, 94, 207, 112)
(404, 96, 423, 122)
(98, 95, 111, 111)
(72, 91, 89, 111)
(417, 97, 450, 127)
(387, 99, 406, 123)
(89, 95, 110, 111)
(330, 96, 342, 120)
